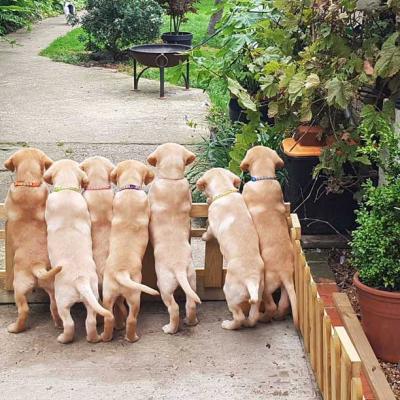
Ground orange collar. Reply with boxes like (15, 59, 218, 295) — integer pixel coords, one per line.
(14, 181, 41, 188)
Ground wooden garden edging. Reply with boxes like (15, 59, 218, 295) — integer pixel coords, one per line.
(0, 202, 396, 399)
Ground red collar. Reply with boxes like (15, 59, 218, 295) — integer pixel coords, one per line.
(14, 181, 41, 188)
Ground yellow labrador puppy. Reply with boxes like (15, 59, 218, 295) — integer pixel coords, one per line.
(240, 146, 298, 328)
(80, 156, 128, 329)
(44, 159, 112, 344)
(196, 168, 264, 330)
(4, 148, 61, 333)
(147, 143, 200, 334)
(101, 160, 159, 343)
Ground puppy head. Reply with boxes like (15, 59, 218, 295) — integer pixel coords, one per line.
(240, 146, 284, 174)
(44, 159, 88, 188)
(196, 168, 241, 198)
(4, 148, 53, 176)
(111, 160, 154, 186)
(147, 143, 196, 177)
(80, 156, 115, 183)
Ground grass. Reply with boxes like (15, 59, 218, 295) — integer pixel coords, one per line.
(40, 0, 229, 109)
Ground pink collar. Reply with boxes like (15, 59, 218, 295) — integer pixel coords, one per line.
(84, 185, 112, 191)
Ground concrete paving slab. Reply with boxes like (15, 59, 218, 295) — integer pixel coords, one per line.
(0, 302, 321, 400)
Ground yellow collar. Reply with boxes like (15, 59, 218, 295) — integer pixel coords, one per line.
(211, 188, 239, 203)
(53, 186, 81, 193)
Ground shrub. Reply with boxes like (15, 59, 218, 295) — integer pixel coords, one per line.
(157, 0, 198, 34)
(351, 179, 400, 291)
(82, 0, 163, 56)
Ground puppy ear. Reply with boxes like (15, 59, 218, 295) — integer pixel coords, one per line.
(147, 150, 157, 167)
(240, 156, 250, 172)
(229, 171, 241, 188)
(4, 155, 15, 172)
(185, 150, 196, 166)
(80, 170, 89, 189)
(43, 165, 54, 185)
(144, 168, 154, 185)
(79, 161, 86, 172)
(196, 176, 207, 192)
(273, 151, 284, 169)
(110, 167, 118, 184)
(42, 155, 53, 170)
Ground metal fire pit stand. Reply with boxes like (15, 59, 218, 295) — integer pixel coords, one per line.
(133, 56, 190, 99)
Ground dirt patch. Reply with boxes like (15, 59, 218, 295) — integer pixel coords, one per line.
(329, 250, 400, 399)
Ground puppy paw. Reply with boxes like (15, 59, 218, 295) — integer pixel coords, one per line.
(221, 320, 241, 330)
(243, 319, 257, 328)
(184, 317, 198, 326)
(87, 334, 101, 343)
(258, 312, 273, 323)
(100, 332, 113, 342)
(7, 323, 25, 334)
(57, 333, 73, 344)
(162, 323, 178, 334)
(125, 334, 140, 343)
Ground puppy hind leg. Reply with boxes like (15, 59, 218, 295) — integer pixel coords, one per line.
(125, 291, 141, 343)
(85, 306, 101, 343)
(8, 278, 34, 333)
(275, 286, 290, 321)
(101, 293, 117, 342)
(56, 302, 75, 344)
(160, 291, 180, 334)
(259, 292, 277, 323)
(244, 301, 261, 328)
(184, 269, 198, 326)
(44, 287, 63, 329)
(222, 303, 246, 330)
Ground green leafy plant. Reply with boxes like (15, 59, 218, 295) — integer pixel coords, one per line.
(351, 179, 400, 291)
(82, 0, 163, 57)
(157, 0, 198, 34)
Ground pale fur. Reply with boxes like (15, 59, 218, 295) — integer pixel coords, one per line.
(101, 160, 159, 343)
(147, 143, 200, 335)
(4, 148, 61, 333)
(240, 146, 298, 328)
(196, 168, 264, 330)
(44, 159, 112, 344)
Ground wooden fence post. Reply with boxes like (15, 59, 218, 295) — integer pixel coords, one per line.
(204, 238, 223, 288)
(323, 312, 332, 400)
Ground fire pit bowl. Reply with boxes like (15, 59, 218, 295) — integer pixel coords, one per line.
(129, 44, 191, 98)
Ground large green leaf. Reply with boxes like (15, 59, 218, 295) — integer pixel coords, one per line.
(375, 32, 400, 78)
(325, 77, 352, 109)
(227, 77, 257, 112)
(288, 72, 305, 105)
(304, 73, 320, 90)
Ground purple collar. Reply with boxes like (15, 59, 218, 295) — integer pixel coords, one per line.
(116, 184, 142, 192)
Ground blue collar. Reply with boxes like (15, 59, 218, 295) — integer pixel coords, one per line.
(250, 176, 277, 182)
(116, 184, 142, 192)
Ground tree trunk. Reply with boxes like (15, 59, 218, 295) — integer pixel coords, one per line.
(207, 0, 223, 35)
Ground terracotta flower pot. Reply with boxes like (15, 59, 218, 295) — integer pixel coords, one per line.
(354, 272, 400, 362)
(294, 125, 325, 146)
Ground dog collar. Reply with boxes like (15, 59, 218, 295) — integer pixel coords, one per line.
(53, 186, 81, 193)
(14, 181, 41, 188)
(211, 188, 239, 203)
(84, 185, 112, 191)
(116, 184, 142, 192)
(250, 176, 277, 182)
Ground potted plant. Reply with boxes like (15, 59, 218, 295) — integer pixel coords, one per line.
(157, 0, 198, 47)
(351, 179, 400, 362)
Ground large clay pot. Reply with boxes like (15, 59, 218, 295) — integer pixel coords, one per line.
(294, 125, 325, 146)
(354, 272, 400, 362)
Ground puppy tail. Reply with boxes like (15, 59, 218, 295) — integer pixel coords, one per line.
(75, 277, 113, 318)
(116, 272, 159, 296)
(246, 281, 260, 305)
(283, 280, 299, 330)
(34, 266, 62, 280)
(176, 273, 201, 304)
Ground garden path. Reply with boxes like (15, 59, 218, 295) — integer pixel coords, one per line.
(0, 14, 208, 200)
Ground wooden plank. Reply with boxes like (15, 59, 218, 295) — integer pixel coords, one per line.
(351, 377, 363, 400)
(190, 203, 208, 218)
(291, 213, 301, 240)
(284, 202, 291, 216)
(333, 293, 396, 400)
(204, 238, 223, 288)
(331, 328, 341, 400)
(316, 295, 324, 390)
(0, 230, 5, 240)
(301, 235, 349, 249)
(190, 227, 206, 238)
(310, 280, 317, 371)
(299, 252, 306, 336)
(323, 312, 332, 400)
(340, 347, 351, 400)
(303, 264, 311, 352)
(0, 203, 5, 220)
(5, 221, 14, 290)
